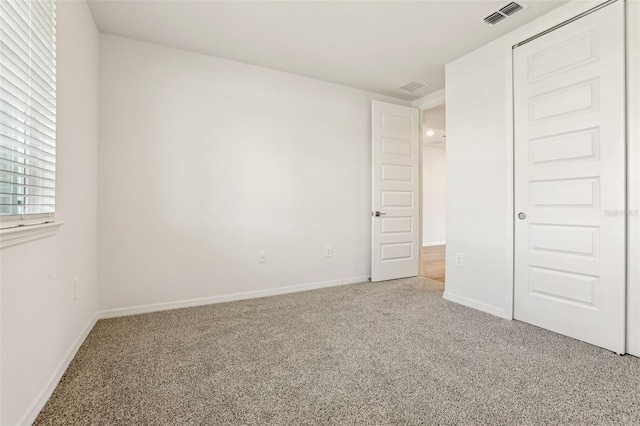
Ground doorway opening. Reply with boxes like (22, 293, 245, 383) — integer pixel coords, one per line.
(420, 104, 446, 283)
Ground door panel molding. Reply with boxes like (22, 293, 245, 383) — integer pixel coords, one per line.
(371, 101, 420, 282)
(513, 0, 625, 353)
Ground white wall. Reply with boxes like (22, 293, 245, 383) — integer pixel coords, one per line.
(422, 146, 446, 245)
(98, 35, 409, 313)
(422, 104, 446, 132)
(445, 38, 510, 316)
(0, 1, 100, 424)
(444, 0, 640, 355)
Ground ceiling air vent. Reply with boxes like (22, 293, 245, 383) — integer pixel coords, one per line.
(399, 80, 429, 92)
(484, 12, 507, 25)
(482, 2, 527, 25)
(499, 2, 524, 16)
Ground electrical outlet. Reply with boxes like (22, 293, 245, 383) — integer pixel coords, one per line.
(258, 251, 267, 263)
(325, 244, 333, 258)
(455, 253, 463, 268)
(73, 276, 79, 300)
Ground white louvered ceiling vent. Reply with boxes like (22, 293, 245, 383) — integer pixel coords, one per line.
(482, 2, 526, 25)
(399, 80, 429, 92)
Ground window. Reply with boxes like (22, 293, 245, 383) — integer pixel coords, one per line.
(0, 0, 56, 229)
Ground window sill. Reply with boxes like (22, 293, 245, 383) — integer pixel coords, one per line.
(0, 221, 65, 250)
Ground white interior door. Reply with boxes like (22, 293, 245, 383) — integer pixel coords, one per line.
(371, 101, 420, 282)
(514, 1, 626, 353)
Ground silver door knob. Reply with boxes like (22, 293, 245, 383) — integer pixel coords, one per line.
(518, 212, 526, 220)
(372, 211, 387, 217)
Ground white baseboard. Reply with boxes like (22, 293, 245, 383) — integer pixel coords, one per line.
(422, 241, 446, 247)
(19, 313, 98, 426)
(98, 276, 370, 319)
(443, 291, 508, 319)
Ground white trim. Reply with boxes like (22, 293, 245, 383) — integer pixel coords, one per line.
(504, 38, 516, 321)
(18, 313, 98, 426)
(422, 241, 446, 247)
(417, 90, 446, 277)
(626, 0, 640, 357)
(99, 276, 370, 319)
(443, 291, 508, 319)
(0, 222, 64, 250)
(412, 88, 445, 110)
(419, 109, 424, 277)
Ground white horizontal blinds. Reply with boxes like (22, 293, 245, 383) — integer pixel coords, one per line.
(0, 0, 56, 224)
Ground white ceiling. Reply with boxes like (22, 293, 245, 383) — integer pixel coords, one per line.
(87, 0, 568, 100)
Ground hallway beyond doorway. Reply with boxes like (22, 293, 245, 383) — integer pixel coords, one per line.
(420, 244, 445, 282)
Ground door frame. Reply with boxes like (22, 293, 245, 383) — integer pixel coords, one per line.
(626, 0, 640, 357)
(504, 0, 638, 354)
(414, 90, 446, 277)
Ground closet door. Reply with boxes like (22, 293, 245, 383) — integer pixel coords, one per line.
(513, 1, 626, 353)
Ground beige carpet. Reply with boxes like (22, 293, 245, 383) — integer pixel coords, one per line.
(35, 277, 640, 425)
